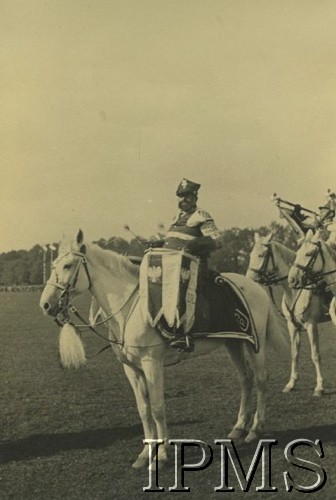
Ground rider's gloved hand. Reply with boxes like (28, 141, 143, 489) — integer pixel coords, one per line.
(145, 240, 165, 249)
(185, 236, 216, 256)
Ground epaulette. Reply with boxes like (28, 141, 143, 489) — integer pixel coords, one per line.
(196, 208, 212, 220)
(187, 208, 213, 227)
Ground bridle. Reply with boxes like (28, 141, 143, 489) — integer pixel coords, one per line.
(249, 243, 288, 286)
(46, 246, 92, 325)
(291, 240, 336, 289)
(45, 246, 141, 349)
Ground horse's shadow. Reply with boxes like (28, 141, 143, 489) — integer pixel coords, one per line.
(227, 423, 336, 460)
(1, 419, 335, 465)
(271, 423, 336, 448)
(157, 423, 336, 468)
(0, 419, 203, 464)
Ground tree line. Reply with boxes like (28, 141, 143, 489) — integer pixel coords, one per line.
(0, 222, 297, 286)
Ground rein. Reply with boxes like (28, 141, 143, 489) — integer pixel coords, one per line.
(47, 247, 163, 351)
(68, 284, 140, 347)
(249, 244, 288, 287)
(291, 241, 336, 289)
(46, 248, 92, 317)
(66, 291, 163, 350)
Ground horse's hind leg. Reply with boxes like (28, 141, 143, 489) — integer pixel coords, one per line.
(245, 348, 267, 443)
(225, 341, 254, 441)
(283, 322, 300, 393)
(306, 322, 324, 397)
(123, 364, 157, 469)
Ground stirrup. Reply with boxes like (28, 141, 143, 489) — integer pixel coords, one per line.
(169, 335, 194, 352)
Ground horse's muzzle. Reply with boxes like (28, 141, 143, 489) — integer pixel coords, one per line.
(40, 299, 60, 318)
(42, 301, 51, 313)
(246, 270, 259, 282)
(288, 274, 303, 289)
(288, 275, 296, 288)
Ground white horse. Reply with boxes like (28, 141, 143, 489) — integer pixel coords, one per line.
(288, 229, 336, 325)
(40, 229, 289, 468)
(247, 232, 326, 396)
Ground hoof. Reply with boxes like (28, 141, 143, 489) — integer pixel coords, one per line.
(132, 456, 148, 469)
(282, 385, 294, 393)
(228, 428, 248, 441)
(313, 389, 324, 397)
(245, 431, 259, 444)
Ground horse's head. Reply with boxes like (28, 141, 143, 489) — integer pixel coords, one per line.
(288, 230, 324, 289)
(246, 232, 275, 283)
(40, 229, 92, 320)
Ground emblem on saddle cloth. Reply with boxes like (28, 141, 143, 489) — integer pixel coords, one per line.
(139, 249, 199, 332)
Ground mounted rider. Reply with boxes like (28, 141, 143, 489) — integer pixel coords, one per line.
(142, 178, 222, 351)
(318, 190, 336, 228)
(163, 178, 222, 256)
(273, 191, 336, 320)
(139, 178, 259, 354)
(147, 178, 222, 258)
(272, 190, 336, 238)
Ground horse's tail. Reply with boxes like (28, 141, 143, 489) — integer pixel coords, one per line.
(266, 301, 290, 358)
(59, 323, 86, 369)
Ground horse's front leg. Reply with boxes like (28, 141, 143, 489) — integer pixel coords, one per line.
(123, 364, 157, 469)
(282, 321, 300, 393)
(306, 322, 324, 397)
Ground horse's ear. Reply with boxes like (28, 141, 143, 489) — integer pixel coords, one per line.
(305, 229, 314, 241)
(254, 232, 260, 243)
(76, 229, 84, 246)
(264, 232, 273, 244)
(311, 230, 321, 243)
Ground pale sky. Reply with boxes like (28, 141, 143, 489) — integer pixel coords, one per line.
(1, 0, 336, 251)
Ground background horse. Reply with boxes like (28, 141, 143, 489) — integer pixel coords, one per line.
(247, 232, 326, 396)
(288, 229, 336, 326)
(40, 229, 289, 469)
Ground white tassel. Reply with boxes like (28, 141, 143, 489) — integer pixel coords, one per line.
(59, 323, 86, 369)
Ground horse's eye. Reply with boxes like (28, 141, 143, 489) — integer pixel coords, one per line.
(63, 263, 72, 270)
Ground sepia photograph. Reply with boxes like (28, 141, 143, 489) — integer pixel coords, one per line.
(1, 0, 336, 498)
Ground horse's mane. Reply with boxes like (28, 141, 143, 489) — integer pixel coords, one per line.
(271, 240, 296, 266)
(87, 243, 140, 279)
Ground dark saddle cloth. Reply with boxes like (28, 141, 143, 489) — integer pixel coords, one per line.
(158, 272, 258, 351)
(315, 287, 333, 323)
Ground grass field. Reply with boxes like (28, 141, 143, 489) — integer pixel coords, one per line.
(1, 292, 336, 499)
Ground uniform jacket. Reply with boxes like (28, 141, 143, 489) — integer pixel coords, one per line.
(163, 207, 221, 251)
